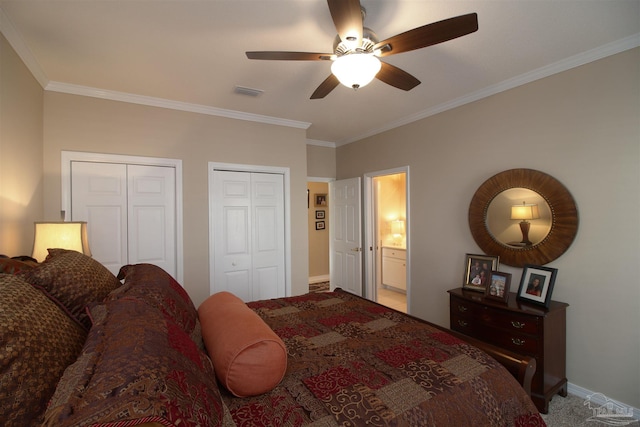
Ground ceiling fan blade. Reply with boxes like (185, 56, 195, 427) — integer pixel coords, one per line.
(327, 0, 363, 45)
(376, 62, 421, 91)
(374, 13, 478, 57)
(310, 74, 340, 99)
(246, 51, 333, 61)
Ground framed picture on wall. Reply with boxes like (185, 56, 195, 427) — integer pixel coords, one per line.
(314, 193, 327, 207)
(463, 253, 499, 292)
(315, 221, 325, 230)
(316, 210, 325, 219)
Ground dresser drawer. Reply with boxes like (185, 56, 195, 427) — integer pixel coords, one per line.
(488, 310, 540, 335)
(451, 295, 539, 335)
(490, 329, 540, 355)
(452, 315, 540, 355)
(450, 296, 484, 317)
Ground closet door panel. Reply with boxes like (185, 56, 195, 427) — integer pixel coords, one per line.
(211, 170, 285, 301)
(213, 171, 253, 299)
(71, 161, 127, 275)
(127, 165, 176, 277)
(251, 173, 285, 300)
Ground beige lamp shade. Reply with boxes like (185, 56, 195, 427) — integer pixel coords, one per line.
(32, 222, 91, 262)
(510, 203, 540, 221)
(391, 219, 405, 236)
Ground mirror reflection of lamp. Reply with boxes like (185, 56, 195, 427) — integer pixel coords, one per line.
(510, 202, 540, 246)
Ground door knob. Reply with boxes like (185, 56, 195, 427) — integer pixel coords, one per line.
(350, 247, 362, 252)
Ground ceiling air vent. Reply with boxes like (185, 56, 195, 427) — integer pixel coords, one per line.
(234, 86, 264, 97)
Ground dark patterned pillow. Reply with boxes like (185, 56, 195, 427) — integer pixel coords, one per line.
(112, 263, 202, 347)
(0, 274, 87, 427)
(0, 257, 36, 274)
(19, 249, 121, 328)
(43, 298, 224, 427)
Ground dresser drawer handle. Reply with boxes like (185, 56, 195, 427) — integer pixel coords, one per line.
(511, 321, 526, 329)
(458, 305, 468, 312)
(457, 320, 468, 327)
(511, 338, 526, 346)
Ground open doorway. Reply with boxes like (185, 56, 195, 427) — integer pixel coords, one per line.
(307, 180, 330, 290)
(365, 168, 409, 313)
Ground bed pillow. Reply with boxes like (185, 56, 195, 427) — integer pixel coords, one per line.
(112, 264, 201, 345)
(43, 298, 224, 427)
(198, 291, 287, 397)
(0, 274, 87, 427)
(19, 249, 121, 328)
(0, 257, 36, 274)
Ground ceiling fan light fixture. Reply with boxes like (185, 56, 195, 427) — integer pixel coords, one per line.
(331, 53, 381, 90)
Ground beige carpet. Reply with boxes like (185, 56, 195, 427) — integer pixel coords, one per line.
(542, 393, 637, 426)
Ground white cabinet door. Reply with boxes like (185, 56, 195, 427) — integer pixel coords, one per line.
(329, 177, 362, 296)
(212, 170, 285, 301)
(71, 161, 177, 278)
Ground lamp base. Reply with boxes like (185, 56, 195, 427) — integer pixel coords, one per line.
(519, 220, 533, 246)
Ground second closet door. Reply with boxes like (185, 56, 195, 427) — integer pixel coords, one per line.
(212, 170, 285, 301)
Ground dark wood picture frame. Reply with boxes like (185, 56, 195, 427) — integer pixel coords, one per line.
(315, 221, 325, 230)
(463, 253, 499, 292)
(315, 210, 325, 219)
(314, 193, 327, 207)
(485, 271, 511, 302)
(516, 264, 558, 308)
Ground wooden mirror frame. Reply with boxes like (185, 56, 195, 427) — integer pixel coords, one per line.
(469, 169, 579, 267)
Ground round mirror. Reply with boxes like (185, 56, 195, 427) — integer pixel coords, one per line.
(486, 188, 552, 247)
(469, 169, 579, 267)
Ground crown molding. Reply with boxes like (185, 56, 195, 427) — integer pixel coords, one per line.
(337, 33, 640, 146)
(45, 81, 311, 130)
(0, 6, 48, 87)
(306, 139, 336, 148)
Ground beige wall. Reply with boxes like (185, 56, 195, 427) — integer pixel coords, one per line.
(337, 48, 640, 407)
(306, 144, 336, 178)
(42, 92, 310, 307)
(307, 181, 329, 279)
(0, 33, 43, 255)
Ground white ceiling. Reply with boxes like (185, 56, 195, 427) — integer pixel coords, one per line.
(1, 1, 638, 145)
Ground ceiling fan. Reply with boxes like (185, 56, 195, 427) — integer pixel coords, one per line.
(246, 0, 478, 99)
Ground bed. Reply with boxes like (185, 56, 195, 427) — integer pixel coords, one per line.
(2, 253, 543, 426)
(214, 288, 544, 426)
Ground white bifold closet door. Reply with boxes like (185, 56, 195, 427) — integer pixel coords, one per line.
(211, 170, 285, 302)
(70, 161, 176, 278)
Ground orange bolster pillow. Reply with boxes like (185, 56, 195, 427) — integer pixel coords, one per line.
(198, 292, 287, 397)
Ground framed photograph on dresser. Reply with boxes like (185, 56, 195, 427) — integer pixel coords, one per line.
(463, 253, 499, 292)
(486, 271, 511, 302)
(517, 264, 557, 308)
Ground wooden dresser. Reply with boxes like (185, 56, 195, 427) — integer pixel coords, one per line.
(448, 287, 568, 413)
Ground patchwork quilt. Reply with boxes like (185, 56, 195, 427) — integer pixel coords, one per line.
(221, 289, 545, 426)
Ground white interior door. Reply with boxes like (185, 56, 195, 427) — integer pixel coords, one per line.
(211, 170, 285, 301)
(71, 161, 177, 278)
(329, 177, 363, 296)
(127, 164, 176, 276)
(71, 161, 128, 275)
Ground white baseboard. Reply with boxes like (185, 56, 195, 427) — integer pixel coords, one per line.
(309, 275, 329, 284)
(567, 382, 639, 420)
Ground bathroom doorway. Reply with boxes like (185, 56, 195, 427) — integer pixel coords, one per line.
(365, 168, 408, 313)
